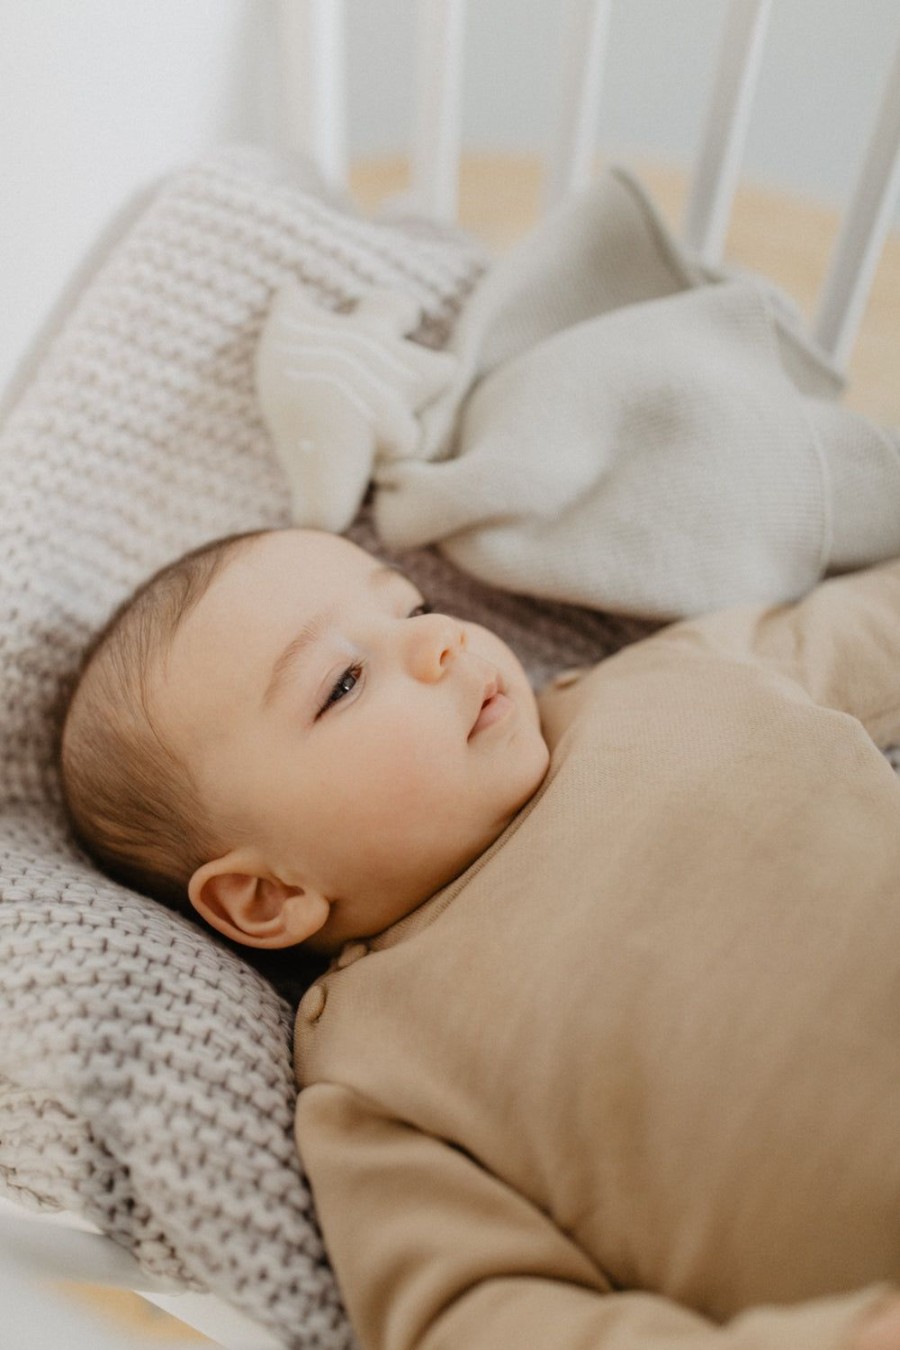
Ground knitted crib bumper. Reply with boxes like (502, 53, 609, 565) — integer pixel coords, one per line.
(0, 145, 489, 1349)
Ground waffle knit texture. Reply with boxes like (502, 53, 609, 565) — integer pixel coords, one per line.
(0, 144, 485, 1349)
(0, 144, 665, 1348)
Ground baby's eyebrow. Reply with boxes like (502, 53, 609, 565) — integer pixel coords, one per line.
(369, 563, 409, 589)
(262, 610, 333, 711)
(261, 564, 412, 710)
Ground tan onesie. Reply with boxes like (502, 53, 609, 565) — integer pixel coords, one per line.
(294, 556, 900, 1350)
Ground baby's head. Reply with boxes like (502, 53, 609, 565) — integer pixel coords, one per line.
(60, 528, 550, 955)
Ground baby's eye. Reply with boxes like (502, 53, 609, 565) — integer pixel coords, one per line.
(317, 662, 364, 717)
(408, 601, 433, 617)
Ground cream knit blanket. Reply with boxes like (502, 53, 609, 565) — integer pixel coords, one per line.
(258, 168, 900, 619)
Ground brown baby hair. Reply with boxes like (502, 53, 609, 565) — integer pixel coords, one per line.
(58, 525, 328, 1003)
(58, 529, 271, 918)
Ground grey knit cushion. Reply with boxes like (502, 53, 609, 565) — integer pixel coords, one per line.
(0, 144, 491, 1349)
(0, 141, 658, 1348)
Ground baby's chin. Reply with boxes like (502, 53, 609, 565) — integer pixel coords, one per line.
(310, 750, 551, 956)
(517, 732, 552, 804)
(492, 726, 551, 830)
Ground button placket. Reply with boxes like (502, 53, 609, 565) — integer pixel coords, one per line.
(336, 941, 369, 970)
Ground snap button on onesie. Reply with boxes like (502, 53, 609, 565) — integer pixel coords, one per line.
(301, 983, 327, 1024)
(336, 942, 369, 970)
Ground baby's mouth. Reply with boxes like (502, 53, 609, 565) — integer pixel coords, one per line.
(468, 674, 510, 740)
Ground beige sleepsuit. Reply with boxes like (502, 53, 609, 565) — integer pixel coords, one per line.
(294, 556, 900, 1350)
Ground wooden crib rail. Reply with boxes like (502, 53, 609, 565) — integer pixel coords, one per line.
(681, 0, 773, 265)
(277, 0, 900, 374)
(814, 31, 900, 366)
(277, 0, 348, 189)
(0, 1200, 284, 1349)
(0, 1205, 180, 1295)
(411, 0, 467, 222)
(543, 0, 614, 212)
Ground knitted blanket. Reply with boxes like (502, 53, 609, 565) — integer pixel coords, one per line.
(0, 145, 657, 1348)
(258, 168, 900, 619)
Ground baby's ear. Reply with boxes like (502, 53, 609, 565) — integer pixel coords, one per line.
(188, 853, 329, 949)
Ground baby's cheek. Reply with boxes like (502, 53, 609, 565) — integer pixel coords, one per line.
(467, 620, 524, 670)
(365, 732, 460, 837)
(385, 739, 447, 808)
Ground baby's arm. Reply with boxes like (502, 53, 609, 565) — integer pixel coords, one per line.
(662, 556, 900, 745)
(296, 1085, 892, 1350)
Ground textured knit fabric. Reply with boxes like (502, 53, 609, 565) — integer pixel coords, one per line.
(0, 143, 487, 1348)
(293, 556, 900, 1350)
(0, 143, 668, 1347)
(256, 283, 458, 532)
(259, 168, 900, 619)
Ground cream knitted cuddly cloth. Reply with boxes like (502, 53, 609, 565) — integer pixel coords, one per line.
(257, 282, 457, 531)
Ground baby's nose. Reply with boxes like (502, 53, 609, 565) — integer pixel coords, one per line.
(407, 614, 466, 682)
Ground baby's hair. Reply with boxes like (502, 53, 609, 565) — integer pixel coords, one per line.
(59, 529, 271, 917)
(58, 525, 329, 1005)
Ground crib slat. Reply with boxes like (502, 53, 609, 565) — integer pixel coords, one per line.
(0, 1209, 283, 1349)
(411, 0, 467, 222)
(543, 0, 613, 212)
(277, 0, 348, 189)
(0, 1209, 180, 1293)
(682, 0, 772, 264)
(814, 31, 900, 369)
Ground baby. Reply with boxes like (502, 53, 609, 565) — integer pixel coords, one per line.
(60, 525, 900, 1350)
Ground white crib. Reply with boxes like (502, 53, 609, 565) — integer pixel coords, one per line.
(283, 0, 900, 370)
(2, 2, 900, 1347)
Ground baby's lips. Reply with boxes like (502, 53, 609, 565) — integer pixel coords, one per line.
(468, 672, 503, 740)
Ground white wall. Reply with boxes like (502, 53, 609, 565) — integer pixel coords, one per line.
(2, 0, 898, 398)
(0, 0, 278, 399)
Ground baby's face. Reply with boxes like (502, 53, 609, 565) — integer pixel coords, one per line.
(154, 529, 550, 952)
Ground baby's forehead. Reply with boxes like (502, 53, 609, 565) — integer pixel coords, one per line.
(175, 530, 379, 650)
(155, 531, 385, 728)
(245, 527, 377, 579)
